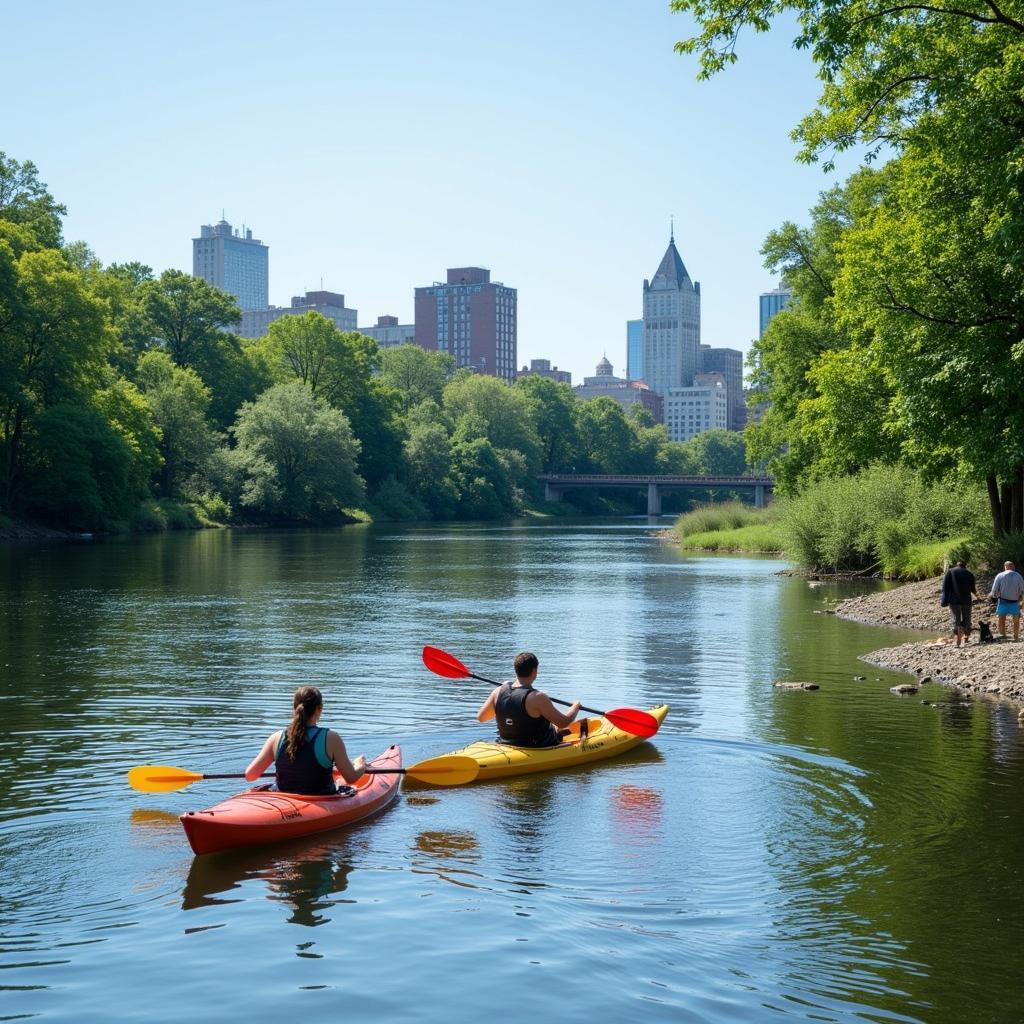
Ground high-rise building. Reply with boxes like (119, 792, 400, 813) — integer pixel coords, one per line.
(193, 218, 268, 311)
(517, 359, 571, 385)
(759, 280, 792, 336)
(663, 373, 728, 442)
(642, 231, 701, 398)
(414, 267, 517, 382)
(700, 344, 745, 430)
(239, 290, 357, 339)
(359, 315, 416, 349)
(574, 356, 663, 422)
(626, 319, 644, 381)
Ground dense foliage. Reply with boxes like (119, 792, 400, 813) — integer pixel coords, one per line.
(0, 153, 752, 530)
(672, 0, 1024, 543)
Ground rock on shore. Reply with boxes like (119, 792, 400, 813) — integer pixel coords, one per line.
(835, 573, 1024, 705)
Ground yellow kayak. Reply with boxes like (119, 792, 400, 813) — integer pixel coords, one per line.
(434, 704, 669, 782)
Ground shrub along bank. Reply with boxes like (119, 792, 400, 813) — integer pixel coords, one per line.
(674, 467, 994, 578)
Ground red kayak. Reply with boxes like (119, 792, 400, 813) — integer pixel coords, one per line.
(179, 744, 402, 856)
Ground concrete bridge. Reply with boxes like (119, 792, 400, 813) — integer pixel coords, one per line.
(538, 473, 774, 515)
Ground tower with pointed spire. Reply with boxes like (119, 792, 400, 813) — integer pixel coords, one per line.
(641, 227, 701, 399)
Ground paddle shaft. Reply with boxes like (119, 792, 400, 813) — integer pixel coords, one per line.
(194, 768, 418, 781)
(468, 670, 603, 716)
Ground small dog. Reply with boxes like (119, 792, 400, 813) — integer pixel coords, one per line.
(978, 620, 995, 643)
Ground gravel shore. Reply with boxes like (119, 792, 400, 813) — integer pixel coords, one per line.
(836, 574, 1024, 705)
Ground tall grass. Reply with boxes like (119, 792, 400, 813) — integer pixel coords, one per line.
(673, 501, 784, 553)
(674, 500, 774, 537)
(776, 465, 988, 574)
(678, 523, 786, 552)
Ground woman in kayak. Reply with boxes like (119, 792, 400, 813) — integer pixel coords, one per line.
(245, 685, 367, 795)
(477, 651, 581, 748)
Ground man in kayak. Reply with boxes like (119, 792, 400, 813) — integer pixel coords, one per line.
(245, 685, 368, 794)
(477, 652, 581, 747)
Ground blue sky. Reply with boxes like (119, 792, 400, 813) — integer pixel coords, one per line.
(2, 1, 855, 382)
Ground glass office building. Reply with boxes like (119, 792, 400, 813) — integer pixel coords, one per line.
(626, 319, 644, 381)
(193, 219, 269, 311)
(759, 282, 792, 337)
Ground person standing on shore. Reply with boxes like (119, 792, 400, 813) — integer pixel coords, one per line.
(989, 561, 1024, 641)
(940, 559, 980, 647)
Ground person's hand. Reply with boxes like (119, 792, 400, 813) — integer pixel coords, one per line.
(569, 701, 582, 715)
(353, 755, 368, 774)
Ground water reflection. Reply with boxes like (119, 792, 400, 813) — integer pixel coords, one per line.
(609, 784, 664, 834)
(410, 830, 483, 892)
(182, 838, 356, 929)
(5, 524, 1024, 1022)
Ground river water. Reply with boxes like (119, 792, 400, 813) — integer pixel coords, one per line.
(1, 520, 1022, 1023)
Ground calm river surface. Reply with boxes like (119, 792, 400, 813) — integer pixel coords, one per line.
(2, 520, 1023, 1023)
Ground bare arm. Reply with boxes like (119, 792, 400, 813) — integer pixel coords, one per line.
(528, 691, 581, 730)
(326, 730, 367, 784)
(245, 732, 280, 782)
(477, 689, 498, 723)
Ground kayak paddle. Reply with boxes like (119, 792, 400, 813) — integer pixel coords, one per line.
(421, 645, 661, 739)
(128, 753, 479, 793)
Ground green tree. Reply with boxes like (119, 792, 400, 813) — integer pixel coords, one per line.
(259, 312, 348, 401)
(404, 421, 458, 518)
(379, 344, 456, 412)
(513, 374, 579, 472)
(672, 0, 1024, 533)
(443, 374, 541, 470)
(683, 428, 748, 476)
(96, 262, 155, 373)
(141, 269, 262, 428)
(574, 397, 634, 473)
(94, 375, 163, 500)
(23, 404, 138, 530)
(142, 269, 240, 365)
(833, 148, 1024, 533)
(136, 350, 219, 498)
(449, 436, 515, 519)
(0, 249, 113, 512)
(230, 382, 365, 520)
(0, 153, 65, 250)
(258, 317, 403, 490)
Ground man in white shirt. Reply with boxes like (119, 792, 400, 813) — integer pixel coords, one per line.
(989, 560, 1024, 640)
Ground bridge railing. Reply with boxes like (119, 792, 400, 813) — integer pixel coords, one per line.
(537, 473, 773, 486)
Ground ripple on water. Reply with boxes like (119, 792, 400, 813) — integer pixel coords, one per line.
(2, 526, 1022, 1022)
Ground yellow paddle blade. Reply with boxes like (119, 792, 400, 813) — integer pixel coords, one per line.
(128, 764, 204, 793)
(404, 754, 479, 787)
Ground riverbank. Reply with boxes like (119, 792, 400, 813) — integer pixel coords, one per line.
(836, 574, 1024, 705)
(0, 516, 82, 542)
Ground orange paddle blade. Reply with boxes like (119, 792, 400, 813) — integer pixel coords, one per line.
(128, 765, 204, 793)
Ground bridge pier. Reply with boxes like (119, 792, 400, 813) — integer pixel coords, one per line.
(754, 484, 766, 509)
(545, 482, 563, 503)
(647, 483, 662, 516)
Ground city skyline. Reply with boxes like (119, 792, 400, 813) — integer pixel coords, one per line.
(1, 2, 864, 384)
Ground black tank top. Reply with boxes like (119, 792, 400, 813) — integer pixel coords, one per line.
(274, 725, 337, 795)
(494, 683, 557, 747)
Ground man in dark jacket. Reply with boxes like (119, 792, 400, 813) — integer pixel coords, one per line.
(476, 651, 581, 747)
(940, 560, 979, 647)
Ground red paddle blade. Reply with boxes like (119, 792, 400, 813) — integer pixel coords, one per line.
(422, 645, 472, 679)
(605, 707, 660, 739)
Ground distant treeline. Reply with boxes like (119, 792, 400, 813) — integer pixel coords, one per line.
(0, 153, 749, 532)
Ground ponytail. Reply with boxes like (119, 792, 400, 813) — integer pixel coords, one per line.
(285, 686, 322, 760)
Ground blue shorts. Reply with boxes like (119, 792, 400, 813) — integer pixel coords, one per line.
(996, 599, 1020, 617)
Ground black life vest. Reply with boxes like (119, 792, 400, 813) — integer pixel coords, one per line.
(274, 725, 337, 795)
(494, 682, 558, 747)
